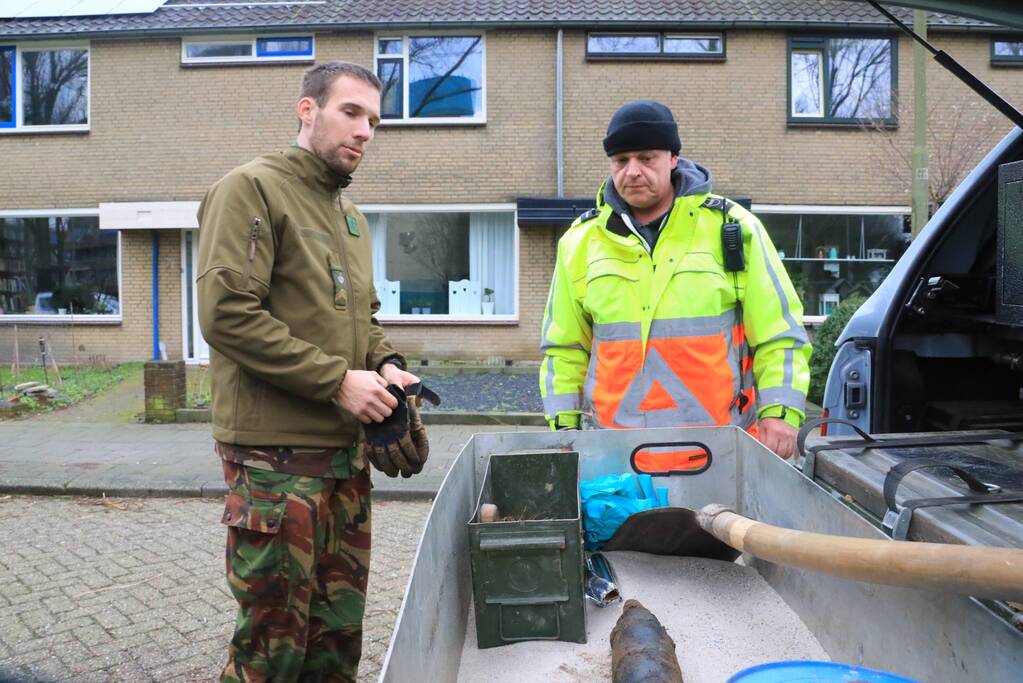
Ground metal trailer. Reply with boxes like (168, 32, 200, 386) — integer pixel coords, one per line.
(378, 426, 1023, 682)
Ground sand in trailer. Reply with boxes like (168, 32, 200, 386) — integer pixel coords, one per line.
(456, 552, 829, 682)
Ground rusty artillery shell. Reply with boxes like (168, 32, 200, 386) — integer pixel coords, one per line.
(610, 599, 684, 683)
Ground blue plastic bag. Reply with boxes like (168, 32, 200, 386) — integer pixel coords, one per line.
(579, 473, 669, 550)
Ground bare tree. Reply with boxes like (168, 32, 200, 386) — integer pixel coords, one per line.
(861, 97, 1006, 208)
(22, 49, 88, 125)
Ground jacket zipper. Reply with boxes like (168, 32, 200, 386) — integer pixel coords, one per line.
(335, 193, 358, 358)
(241, 216, 261, 287)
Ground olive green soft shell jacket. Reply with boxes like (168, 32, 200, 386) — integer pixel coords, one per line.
(197, 146, 400, 447)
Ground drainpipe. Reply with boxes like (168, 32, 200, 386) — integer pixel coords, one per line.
(556, 28, 564, 198)
(152, 231, 160, 360)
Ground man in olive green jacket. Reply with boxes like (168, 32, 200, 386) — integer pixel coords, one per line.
(198, 62, 420, 683)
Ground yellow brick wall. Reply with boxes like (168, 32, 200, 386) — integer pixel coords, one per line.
(561, 29, 1019, 204)
(0, 28, 1020, 363)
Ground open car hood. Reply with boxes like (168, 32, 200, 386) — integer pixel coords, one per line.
(840, 1, 1023, 29)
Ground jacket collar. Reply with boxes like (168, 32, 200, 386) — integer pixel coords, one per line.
(285, 144, 352, 193)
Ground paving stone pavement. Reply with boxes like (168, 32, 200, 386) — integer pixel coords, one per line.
(0, 494, 432, 683)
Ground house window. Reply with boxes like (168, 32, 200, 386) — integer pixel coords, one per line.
(181, 35, 314, 64)
(0, 213, 119, 318)
(788, 37, 896, 124)
(366, 208, 515, 318)
(0, 44, 89, 132)
(374, 34, 485, 123)
(992, 38, 1023, 64)
(587, 32, 725, 59)
(758, 208, 909, 321)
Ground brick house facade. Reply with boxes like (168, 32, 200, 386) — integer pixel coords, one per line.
(1, 3, 1020, 364)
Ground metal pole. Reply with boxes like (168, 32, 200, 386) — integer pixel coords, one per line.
(912, 10, 929, 237)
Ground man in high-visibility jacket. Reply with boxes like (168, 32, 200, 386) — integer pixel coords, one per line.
(540, 100, 811, 460)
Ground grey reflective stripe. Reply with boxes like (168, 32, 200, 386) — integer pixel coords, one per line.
(544, 355, 556, 410)
(612, 347, 714, 428)
(543, 393, 582, 415)
(752, 221, 801, 337)
(593, 321, 642, 341)
(751, 220, 810, 398)
(539, 265, 558, 349)
(583, 340, 599, 417)
(540, 341, 587, 352)
(648, 309, 738, 339)
(764, 326, 810, 345)
(758, 386, 807, 412)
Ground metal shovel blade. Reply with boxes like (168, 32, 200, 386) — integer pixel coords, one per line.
(602, 507, 742, 561)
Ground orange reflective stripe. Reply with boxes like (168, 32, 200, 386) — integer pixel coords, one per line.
(592, 338, 643, 426)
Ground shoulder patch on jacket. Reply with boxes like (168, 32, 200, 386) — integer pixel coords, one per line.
(571, 208, 600, 227)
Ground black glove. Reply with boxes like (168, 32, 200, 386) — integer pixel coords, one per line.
(362, 384, 420, 478)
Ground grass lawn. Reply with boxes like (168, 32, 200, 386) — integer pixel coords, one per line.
(0, 362, 142, 415)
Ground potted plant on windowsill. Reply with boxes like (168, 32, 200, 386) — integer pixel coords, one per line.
(481, 288, 495, 315)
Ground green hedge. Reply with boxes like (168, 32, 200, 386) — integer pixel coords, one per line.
(808, 296, 866, 406)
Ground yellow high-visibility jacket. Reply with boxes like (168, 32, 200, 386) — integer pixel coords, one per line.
(540, 178, 811, 433)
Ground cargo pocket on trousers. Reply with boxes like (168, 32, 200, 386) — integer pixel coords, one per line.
(222, 490, 289, 608)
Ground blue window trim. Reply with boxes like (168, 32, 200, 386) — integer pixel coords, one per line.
(786, 34, 898, 127)
(0, 46, 15, 129)
(255, 36, 313, 58)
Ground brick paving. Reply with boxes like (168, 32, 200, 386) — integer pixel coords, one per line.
(0, 494, 432, 682)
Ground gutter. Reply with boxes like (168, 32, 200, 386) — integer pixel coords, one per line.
(0, 19, 1009, 42)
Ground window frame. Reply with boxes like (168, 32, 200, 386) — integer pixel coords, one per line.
(0, 41, 90, 134)
(754, 203, 910, 324)
(991, 36, 1023, 65)
(180, 34, 315, 65)
(373, 31, 487, 126)
(787, 34, 898, 127)
(362, 203, 518, 323)
(586, 31, 726, 61)
(0, 208, 123, 324)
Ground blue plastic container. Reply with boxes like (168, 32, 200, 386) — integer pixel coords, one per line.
(728, 661, 920, 683)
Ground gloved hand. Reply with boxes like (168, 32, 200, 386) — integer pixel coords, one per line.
(361, 383, 440, 478)
(362, 384, 421, 478)
(406, 393, 429, 474)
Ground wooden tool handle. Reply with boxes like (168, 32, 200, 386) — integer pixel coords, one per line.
(697, 504, 1023, 602)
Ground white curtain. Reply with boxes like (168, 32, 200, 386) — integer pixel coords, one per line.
(367, 212, 387, 282)
(469, 212, 515, 315)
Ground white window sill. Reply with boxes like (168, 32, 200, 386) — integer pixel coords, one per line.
(377, 314, 517, 325)
(379, 117, 486, 127)
(803, 316, 826, 326)
(0, 125, 89, 135)
(0, 314, 121, 324)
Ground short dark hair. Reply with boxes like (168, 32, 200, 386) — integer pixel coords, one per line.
(299, 61, 381, 106)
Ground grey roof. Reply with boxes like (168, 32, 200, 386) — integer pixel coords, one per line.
(0, 0, 1000, 40)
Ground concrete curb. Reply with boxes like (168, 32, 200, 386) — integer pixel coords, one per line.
(421, 411, 546, 426)
(175, 407, 547, 426)
(0, 481, 438, 501)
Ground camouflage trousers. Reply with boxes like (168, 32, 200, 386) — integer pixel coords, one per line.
(219, 460, 371, 683)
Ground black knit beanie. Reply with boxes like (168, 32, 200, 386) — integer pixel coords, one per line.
(602, 100, 681, 157)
